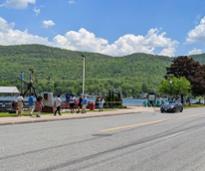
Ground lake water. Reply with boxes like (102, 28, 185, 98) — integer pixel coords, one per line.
(123, 98, 145, 106)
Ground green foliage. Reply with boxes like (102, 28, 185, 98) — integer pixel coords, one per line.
(167, 56, 205, 96)
(0, 44, 171, 97)
(191, 53, 205, 64)
(141, 83, 150, 93)
(159, 77, 191, 96)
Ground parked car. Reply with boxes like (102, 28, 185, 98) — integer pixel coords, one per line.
(160, 101, 183, 113)
(0, 99, 30, 113)
(0, 100, 12, 112)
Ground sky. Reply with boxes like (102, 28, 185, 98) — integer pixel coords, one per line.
(0, 0, 205, 57)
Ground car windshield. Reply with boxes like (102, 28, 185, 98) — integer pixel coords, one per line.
(163, 101, 175, 105)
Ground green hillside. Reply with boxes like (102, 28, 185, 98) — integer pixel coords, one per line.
(191, 54, 205, 64)
(0, 44, 171, 97)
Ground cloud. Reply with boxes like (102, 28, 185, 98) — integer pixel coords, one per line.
(68, 0, 76, 4)
(0, 17, 15, 31)
(0, 0, 36, 9)
(33, 7, 40, 16)
(188, 48, 203, 55)
(42, 20, 55, 29)
(53, 28, 108, 54)
(53, 28, 178, 57)
(0, 17, 178, 57)
(0, 17, 50, 45)
(187, 16, 205, 43)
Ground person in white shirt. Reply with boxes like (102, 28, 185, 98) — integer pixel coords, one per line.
(54, 95, 62, 116)
(99, 97, 105, 112)
(69, 95, 76, 113)
(16, 94, 24, 116)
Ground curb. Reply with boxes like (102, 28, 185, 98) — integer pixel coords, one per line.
(0, 111, 143, 126)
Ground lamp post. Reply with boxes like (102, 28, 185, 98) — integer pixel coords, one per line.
(19, 72, 24, 94)
(169, 80, 173, 100)
(81, 54, 86, 96)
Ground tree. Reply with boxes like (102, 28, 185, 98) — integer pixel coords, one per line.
(166, 56, 205, 96)
(141, 83, 149, 93)
(166, 56, 201, 79)
(159, 77, 191, 97)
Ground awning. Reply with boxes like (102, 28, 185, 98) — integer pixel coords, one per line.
(0, 87, 20, 94)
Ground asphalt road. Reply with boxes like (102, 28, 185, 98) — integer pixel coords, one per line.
(1, 108, 205, 171)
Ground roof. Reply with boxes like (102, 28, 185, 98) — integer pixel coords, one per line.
(0, 87, 20, 94)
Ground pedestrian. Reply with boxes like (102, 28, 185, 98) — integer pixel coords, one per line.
(35, 96, 43, 117)
(69, 95, 75, 113)
(28, 93, 36, 116)
(99, 97, 105, 112)
(81, 96, 88, 113)
(77, 95, 83, 113)
(16, 94, 24, 116)
(95, 96, 100, 109)
(54, 94, 62, 116)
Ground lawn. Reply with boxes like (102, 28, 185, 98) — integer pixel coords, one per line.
(184, 104, 205, 109)
(0, 112, 33, 118)
(0, 108, 116, 118)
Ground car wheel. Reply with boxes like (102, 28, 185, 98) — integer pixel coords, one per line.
(161, 109, 164, 113)
(176, 108, 180, 113)
(173, 108, 176, 113)
(180, 108, 183, 112)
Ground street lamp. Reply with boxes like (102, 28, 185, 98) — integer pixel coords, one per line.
(81, 54, 86, 96)
(19, 71, 24, 94)
(169, 79, 173, 99)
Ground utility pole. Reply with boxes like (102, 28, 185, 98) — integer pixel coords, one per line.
(20, 72, 24, 94)
(82, 54, 86, 96)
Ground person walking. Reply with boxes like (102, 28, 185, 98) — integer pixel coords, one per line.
(69, 95, 75, 113)
(28, 93, 35, 116)
(77, 95, 83, 113)
(99, 97, 105, 112)
(35, 96, 43, 117)
(95, 96, 100, 109)
(54, 95, 62, 116)
(81, 96, 88, 113)
(16, 94, 24, 116)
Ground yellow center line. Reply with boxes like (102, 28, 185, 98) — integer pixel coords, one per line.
(100, 119, 168, 133)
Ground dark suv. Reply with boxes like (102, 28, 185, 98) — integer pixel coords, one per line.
(160, 101, 183, 113)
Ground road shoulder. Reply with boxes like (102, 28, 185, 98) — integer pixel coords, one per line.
(0, 106, 158, 126)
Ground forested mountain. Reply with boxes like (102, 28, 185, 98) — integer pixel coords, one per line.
(191, 54, 205, 64)
(0, 44, 172, 96)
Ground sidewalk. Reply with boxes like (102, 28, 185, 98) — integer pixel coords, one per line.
(0, 106, 159, 126)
